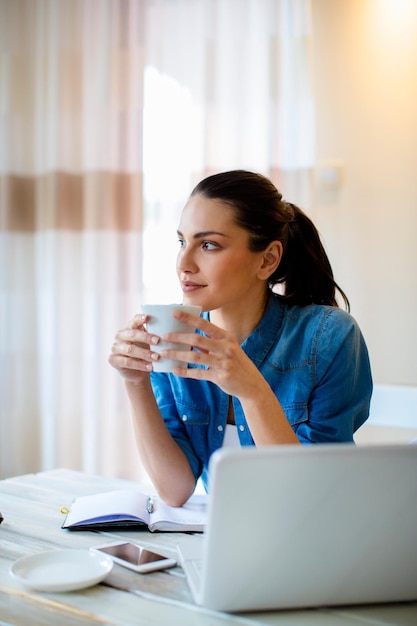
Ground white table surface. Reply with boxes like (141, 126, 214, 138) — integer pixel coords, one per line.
(1, 468, 416, 626)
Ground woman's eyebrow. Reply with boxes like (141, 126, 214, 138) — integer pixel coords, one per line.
(177, 229, 230, 239)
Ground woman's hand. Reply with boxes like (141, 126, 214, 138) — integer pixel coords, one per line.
(108, 314, 161, 385)
(159, 309, 262, 400)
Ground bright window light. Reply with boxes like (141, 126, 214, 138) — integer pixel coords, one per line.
(142, 66, 204, 304)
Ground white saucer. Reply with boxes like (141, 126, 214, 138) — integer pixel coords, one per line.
(10, 548, 113, 592)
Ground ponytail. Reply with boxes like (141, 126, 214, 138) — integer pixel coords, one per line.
(271, 204, 350, 311)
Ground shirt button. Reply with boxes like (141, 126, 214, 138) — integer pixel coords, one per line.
(239, 425, 245, 431)
(182, 415, 188, 422)
(217, 425, 224, 432)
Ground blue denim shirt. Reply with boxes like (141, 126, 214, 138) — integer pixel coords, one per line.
(150, 294, 373, 488)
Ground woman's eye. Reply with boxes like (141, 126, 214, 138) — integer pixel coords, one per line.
(178, 238, 186, 248)
(202, 241, 219, 251)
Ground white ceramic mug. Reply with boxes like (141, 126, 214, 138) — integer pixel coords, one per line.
(141, 304, 202, 372)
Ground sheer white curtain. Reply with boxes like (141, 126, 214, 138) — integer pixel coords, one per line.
(0, 0, 146, 480)
(0, 0, 314, 480)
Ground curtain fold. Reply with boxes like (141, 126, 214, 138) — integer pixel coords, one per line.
(0, 0, 314, 480)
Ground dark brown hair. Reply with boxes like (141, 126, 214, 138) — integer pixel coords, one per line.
(191, 170, 349, 310)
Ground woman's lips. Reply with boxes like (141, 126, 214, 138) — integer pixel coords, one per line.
(181, 281, 205, 292)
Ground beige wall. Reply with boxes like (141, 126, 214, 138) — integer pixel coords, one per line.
(311, 0, 417, 386)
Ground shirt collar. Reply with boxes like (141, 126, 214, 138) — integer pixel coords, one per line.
(241, 292, 285, 366)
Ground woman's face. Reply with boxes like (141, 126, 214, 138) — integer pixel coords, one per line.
(176, 194, 269, 313)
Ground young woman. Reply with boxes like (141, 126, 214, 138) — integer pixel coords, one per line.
(109, 170, 372, 506)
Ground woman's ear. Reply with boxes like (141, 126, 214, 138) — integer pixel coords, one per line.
(257, 241, 283, 280)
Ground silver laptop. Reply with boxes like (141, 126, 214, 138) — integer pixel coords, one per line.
(177, 444, 417, 612)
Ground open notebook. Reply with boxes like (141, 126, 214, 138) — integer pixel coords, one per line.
(62, 488, 207, 532)
(177, 444, 417, 613)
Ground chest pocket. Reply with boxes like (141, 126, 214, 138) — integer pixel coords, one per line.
(177, 402, 210, 426)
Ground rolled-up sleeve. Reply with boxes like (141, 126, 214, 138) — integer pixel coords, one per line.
(295, 310, 373, 444)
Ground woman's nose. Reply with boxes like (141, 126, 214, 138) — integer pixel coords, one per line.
(176, 246, 197, 273)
